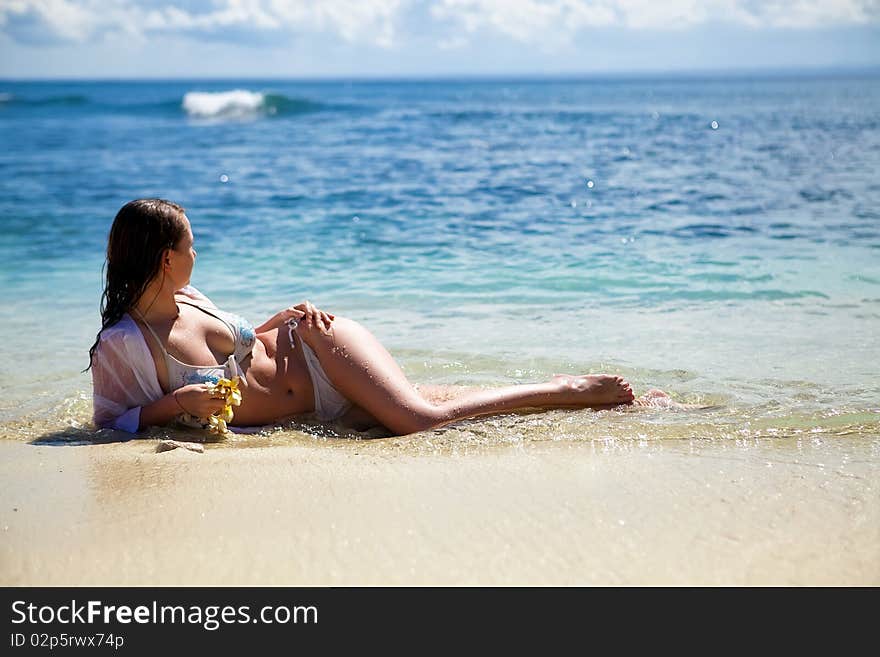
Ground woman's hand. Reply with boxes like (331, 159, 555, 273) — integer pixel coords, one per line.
(172, 384, 229, 418)
(255, 301, 335, 334)
(283, 300, 334, 333)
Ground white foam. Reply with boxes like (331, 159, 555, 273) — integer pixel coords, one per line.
(181, 90, 265, 118)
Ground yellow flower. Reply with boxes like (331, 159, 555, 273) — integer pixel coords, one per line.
(205, 376, 242, 437)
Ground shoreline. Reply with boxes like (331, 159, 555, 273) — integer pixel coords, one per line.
(1, 435, 876, 586)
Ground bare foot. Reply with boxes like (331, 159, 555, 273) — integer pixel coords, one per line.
(551, 374, 635, 406)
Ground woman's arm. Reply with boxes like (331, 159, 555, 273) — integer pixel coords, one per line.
(255, 301, 334, 334)
(138, 384, 228, 430)
(138, 393, 185, 430)
(92, 328, 227, 432)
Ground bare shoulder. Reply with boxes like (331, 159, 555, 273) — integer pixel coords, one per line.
(175, 285, 218, 308)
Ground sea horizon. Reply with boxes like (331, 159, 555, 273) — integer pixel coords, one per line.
(3, 63, 880, 83)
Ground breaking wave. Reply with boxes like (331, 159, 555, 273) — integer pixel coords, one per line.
(181, 90, 323, 119)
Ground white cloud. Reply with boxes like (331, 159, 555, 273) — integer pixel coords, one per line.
(0, 0, 877, 47)
(0, 0, 406, 46)
(432, 0, 614, 43)
(612, 0, 710, 30)
(726, 0, 880, 29)
(431, 0, 880, 45)
(437, 34, 468, 49)
(0, 0, 126, 41)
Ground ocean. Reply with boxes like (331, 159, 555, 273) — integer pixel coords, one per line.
(1, 75, 878, 449)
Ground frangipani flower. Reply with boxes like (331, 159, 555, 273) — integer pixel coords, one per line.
(206, 376, 242, 437)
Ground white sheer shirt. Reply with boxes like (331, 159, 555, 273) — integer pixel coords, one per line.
(90, 285, 216, 433)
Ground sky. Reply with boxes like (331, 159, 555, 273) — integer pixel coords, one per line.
(1, 0, 879, 78)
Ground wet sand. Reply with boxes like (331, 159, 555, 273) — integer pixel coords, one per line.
(0, 435, 877, 586)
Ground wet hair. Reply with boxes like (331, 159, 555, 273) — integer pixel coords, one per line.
(86, 199, 187, 371)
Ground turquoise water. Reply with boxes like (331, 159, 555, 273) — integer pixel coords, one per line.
(1, 76, 878, 443)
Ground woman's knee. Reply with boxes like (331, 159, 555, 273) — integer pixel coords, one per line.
(366, 395, 449, 436)
(385, 408, 443, 436)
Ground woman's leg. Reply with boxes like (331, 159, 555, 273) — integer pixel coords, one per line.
(340, 386, 686, 432)
(414, 383, 480, 404)
(295, 317, 634, 436)
(336, 385, 476, 432)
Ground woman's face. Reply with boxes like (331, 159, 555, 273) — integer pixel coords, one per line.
(168, 215, 196, 287)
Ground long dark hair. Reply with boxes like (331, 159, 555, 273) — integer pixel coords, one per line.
(86, 199, 187, 371)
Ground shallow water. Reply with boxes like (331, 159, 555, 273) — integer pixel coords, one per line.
(0, 75, 878, 447)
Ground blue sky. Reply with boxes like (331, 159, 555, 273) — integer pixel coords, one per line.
(1, 0, 879, 78)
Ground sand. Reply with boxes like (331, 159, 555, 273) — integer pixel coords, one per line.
(0, 434, 877, 586)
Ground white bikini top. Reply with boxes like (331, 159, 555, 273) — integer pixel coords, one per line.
(135, 301, 256, 391)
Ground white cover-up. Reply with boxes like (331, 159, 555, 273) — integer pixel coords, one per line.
(90, 285, 216, 433)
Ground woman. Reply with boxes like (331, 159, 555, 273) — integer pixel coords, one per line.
(89, 199, 665, 437)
